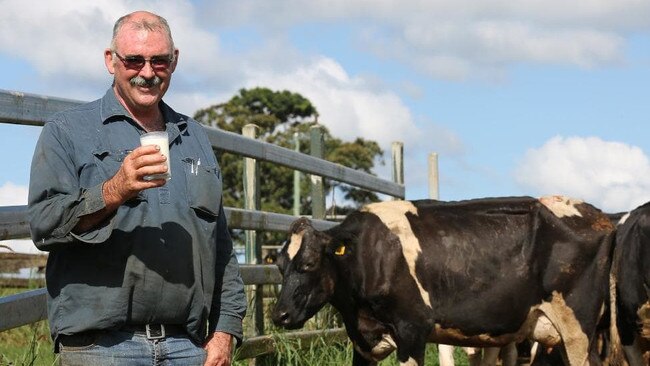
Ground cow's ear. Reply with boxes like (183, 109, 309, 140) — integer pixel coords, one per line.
(327, 239, 350, 258)
(289, 217, 313, 234)
(332, 243, 348, 256)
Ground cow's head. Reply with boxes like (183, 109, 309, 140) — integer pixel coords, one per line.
(272, 217, 340, 329)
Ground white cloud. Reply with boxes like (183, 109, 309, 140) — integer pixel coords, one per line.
(2, 0, 641, 99)
(201, 0, 650, 29)
(363, 20, 623, 81)
(242, 57, 418, 146)
(0, 0, 643, 118)
(0, 0, 230, 102)
(515, 136, 650, 213)
(198, 0, 645, 80)
(0, 182, 28, 206)
(0, 1, 121, 81)
(237, 55, 468, 203)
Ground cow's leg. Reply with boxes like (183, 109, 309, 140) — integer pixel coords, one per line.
(480, 347, 500, 366)
(396, 354, 424, 366)
(352, 349, 376, 366)
(438, 344, 455, 366)
(623, 336, 646, 366)
(395, 344, 425, 366)
(500, 343, 518, 366)
(393, 322, 427, 366)
(529, 341, 539, 364)
(530, 349, 561, 366)
(530, 346, 569, 366)
(463, 347, 482, 366)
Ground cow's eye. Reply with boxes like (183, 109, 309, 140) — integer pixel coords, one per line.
(301, 262, 316, 272)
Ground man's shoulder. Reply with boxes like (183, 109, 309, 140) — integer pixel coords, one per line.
(163, 104, 207, 134)
(162, 102, 198, 126)
(183, 115, 206, 130)
(47, 97, 102, 128)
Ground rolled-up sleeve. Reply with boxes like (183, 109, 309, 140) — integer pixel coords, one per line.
(208, 205, 247, 345)
(28, 119, 111, 251)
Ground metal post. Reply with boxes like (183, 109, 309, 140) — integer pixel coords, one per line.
(310, 126, 325, 220)
(293, 132, 301, 217)
(391, 142, 404, 200)
(429, 153, 440, 200)
(243, 124, 264, 340)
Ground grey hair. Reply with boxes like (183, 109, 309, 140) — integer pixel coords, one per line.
(110, 12, 176, 57)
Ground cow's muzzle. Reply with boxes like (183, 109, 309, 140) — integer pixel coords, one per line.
(271, 309, 304, 330)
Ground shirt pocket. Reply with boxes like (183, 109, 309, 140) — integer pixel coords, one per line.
(183, 157, 222, 220)
(90, 148, 145, 203)
(91, 148, 130, 181)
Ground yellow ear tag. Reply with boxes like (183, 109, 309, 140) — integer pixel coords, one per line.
(334, 245, 346, 256)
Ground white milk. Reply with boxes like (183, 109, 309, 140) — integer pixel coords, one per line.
(140, 131, 171, 181)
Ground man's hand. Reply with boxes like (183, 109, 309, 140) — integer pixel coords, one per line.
(103, 145, 168, 207)
(203, 332, 233, 366)
(73, 145, 168, 233)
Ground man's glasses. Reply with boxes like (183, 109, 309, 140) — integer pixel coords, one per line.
(113, 52, 173, 71)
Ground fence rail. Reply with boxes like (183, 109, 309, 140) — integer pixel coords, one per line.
(0, 264, 282, 332)
(0, 205, 337, 241)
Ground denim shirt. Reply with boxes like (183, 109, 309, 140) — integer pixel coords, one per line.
(28, 89, 246, 348)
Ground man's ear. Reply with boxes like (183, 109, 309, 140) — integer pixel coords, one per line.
(105, 49, 116, 75)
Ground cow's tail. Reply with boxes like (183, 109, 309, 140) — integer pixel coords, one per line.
(607, 272, 626, 366)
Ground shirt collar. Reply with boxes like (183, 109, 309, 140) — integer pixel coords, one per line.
(99, 88, 189, 136)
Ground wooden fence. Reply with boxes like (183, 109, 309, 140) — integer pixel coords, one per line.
(0, 89, 405, 360)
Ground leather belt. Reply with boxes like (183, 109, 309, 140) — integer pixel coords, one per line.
(121, 324, 186, 340)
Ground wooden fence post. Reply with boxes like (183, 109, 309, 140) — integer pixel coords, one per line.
(293, 132, 301, 217)
(391, 142, 404, 200)
(310, 126, 325, 219)
(243, 124, 264, 342)
(428, 152, 440, 200)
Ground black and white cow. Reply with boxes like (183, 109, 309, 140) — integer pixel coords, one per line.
(271, 196, 616, 366)
(609, 202, 650, 365)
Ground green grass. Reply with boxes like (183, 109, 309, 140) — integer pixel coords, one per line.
(233, 335, 470, 366)
(237, 289, 471, 365)
(0, 321, 56, 366)
(0, 288, 56, 366)
(0, 286, 470, 365)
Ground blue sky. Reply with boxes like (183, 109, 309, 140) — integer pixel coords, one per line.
(1, 0, 650, 246)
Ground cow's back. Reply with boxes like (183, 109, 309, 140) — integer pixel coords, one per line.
(351, 196, 614, 365)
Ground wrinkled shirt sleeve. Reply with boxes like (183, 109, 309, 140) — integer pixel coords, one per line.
(208, 204, 247, 345)
(28, 119, 110, 251)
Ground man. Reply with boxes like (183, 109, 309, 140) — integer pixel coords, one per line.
(28, 11, 246, 366)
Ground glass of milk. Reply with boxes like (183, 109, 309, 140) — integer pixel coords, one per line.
(140, 131, 171, 181)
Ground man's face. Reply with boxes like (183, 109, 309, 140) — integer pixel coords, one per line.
(105, 27, 178, 114)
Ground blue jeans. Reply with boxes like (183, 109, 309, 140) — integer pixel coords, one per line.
(58, 330, 207, 366)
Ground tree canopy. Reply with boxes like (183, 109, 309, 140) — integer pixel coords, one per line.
(193, 87, 384, 217)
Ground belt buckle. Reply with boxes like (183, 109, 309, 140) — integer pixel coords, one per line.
(145, 324, 165, 340)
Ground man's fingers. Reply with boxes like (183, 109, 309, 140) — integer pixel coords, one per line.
(128, 151, 167, 170)
(136, 164, 168, 178)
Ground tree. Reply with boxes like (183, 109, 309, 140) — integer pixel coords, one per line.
(193, 87, 384, 217)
